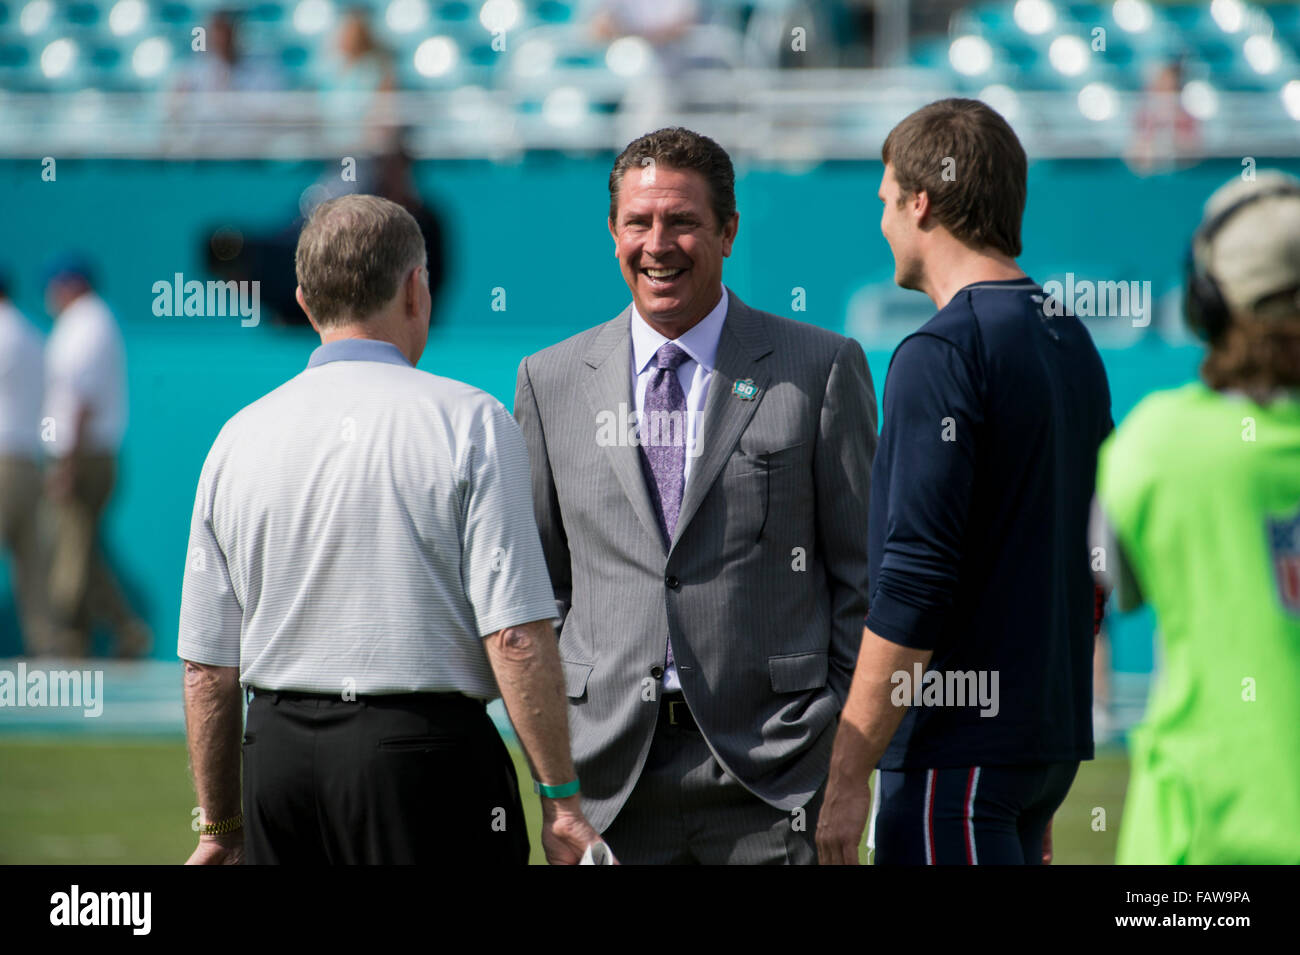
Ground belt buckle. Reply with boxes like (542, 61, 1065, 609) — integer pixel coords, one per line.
(668, 699, 683, 726)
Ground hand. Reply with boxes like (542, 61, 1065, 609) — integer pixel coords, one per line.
(1041, 816, 1054, 866)
(540, 796, 608, 865)
(185, 831, 244, 865)
(816, 774, 872, 865)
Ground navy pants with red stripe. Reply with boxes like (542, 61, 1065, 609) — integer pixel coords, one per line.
(873, 762, 1079, 865)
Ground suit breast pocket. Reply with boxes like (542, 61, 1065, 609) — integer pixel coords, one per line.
(718, 442, 807, 550)
(730, 441, 804, 476)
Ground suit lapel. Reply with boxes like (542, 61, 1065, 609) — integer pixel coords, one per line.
(582, 310, 665, 549)
(671, 291, 773, 551)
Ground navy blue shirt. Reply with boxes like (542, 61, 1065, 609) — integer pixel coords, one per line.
(867, 278, 1112, 770)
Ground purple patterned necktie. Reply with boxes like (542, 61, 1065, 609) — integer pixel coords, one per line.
(641, 341, 690, 679)
(641, 341, 690, 542)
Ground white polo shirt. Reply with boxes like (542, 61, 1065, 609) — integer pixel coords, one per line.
(0, 301, 44, 458)
(177, 338, 558, 698)
(44, 292, 127, 457)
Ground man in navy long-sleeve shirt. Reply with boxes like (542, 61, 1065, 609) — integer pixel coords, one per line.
(817, 99, 1112, 865)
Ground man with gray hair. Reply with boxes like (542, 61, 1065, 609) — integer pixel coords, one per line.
(179, 194, 600, 864)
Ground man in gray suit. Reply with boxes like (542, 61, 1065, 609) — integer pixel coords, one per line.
(513, 127, 877, 863)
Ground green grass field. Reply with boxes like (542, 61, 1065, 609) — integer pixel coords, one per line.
(0, 737, 1128, 864)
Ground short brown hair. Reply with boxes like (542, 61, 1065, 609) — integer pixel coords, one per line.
(295, 194, 425, 326)
(609, 127, 736, 231)
(882, 98, 1027, 258)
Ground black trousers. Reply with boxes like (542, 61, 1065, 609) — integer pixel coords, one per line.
(243, 688, 530, 865)
(873, 761, 1079, 865)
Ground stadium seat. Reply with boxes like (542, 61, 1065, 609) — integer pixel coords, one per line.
(533, 0, 572, 25)
(66, 1, 101, 26)
(156, 2, 194, 26)
(0, 37, 30, 88)
(1272, 4, 1300, 48)
(244, 2, 286, 24)
(436, 0, 471, 24)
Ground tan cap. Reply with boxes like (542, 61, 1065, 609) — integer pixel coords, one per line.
(1197, 170, 1300, 318)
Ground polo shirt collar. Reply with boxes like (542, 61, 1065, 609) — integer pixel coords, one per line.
(631, 285, 728, 375)
(307, 338, 413, 369)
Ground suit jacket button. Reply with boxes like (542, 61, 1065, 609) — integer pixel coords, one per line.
(650, 665, 664, 680)
(665, 575, 680, 589)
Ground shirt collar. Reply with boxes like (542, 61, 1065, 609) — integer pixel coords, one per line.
(58, 291, 105, 323)
(307, 338, 413, 369)
(631, 286, 728, 375)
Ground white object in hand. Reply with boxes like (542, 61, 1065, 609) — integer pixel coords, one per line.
(580, 842, 615, 865)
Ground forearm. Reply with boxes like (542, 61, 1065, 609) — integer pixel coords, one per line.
(182, 659, 243, 823)
(1089, 496, 1144, 612)
(484, 619, 577, 791)
(827, 626, 933, 788)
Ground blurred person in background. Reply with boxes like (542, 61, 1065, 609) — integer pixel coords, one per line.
(0, 273, 50, 654)
(205, 132, 447, 327)
(171, 10, 283, 96)
(589, 0, 703, 135)
(319, 7, 396, 153)
(747, 0, 837, 69)
(1094, 172, 1300, 864)
(168, 9, 284, 143)
(1127, 61, 1200, 176)
(362, 139, 447, 316)
(590, 0, 699, 53)
(43, 261, 150, 659)
(837, 0, 876, 68)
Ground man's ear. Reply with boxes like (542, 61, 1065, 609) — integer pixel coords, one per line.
(608, 217, 619, 255)
(405, 265, 423, 318)
(296, 286, 321, 335)
(912, 189, 930, 226)
(720, 212, 739, 258)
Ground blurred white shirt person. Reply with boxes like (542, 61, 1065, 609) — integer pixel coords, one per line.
(42, 260, 148, 657)
(0, 277, 49, 652)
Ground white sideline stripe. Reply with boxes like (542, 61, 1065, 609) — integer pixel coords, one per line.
(923, 768, 934, 865)
(966, 766, 981, 866)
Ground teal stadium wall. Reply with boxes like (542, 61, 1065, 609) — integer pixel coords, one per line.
(4, 155, 1296, 671)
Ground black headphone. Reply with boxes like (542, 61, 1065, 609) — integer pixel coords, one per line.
(1185, 182, 1300, 342)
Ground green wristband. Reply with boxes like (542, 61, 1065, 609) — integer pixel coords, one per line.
(534, 778, 581, 799)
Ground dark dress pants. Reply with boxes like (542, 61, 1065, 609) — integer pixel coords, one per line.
(243, 688, 530, 865)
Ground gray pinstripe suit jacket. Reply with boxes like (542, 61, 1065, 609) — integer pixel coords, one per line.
(514, 289, 877, 832)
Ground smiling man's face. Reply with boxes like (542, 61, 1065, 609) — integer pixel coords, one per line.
(609, 164, 738, 338)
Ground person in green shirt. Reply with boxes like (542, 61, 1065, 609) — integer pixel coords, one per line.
(1093, 171, 1300, 864)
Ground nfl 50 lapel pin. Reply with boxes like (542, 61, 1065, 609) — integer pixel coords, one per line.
(732, 378, 759, 401)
